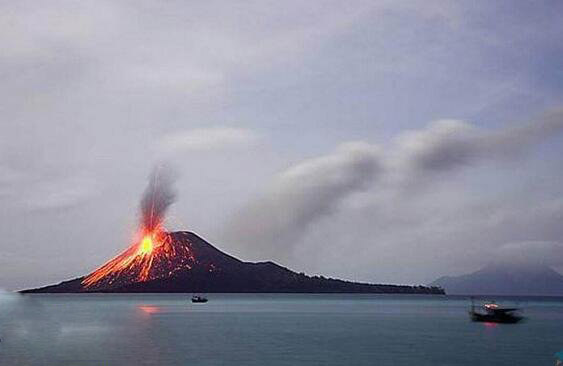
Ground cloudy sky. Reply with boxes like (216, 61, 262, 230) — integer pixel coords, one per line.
(2, 1, 563, 290)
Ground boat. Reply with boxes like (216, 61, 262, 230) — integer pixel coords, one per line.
(468, 298, 523, 324)
(191, 295, 208, 303)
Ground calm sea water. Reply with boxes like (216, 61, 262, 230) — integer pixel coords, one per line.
(0, 293, 562, 365)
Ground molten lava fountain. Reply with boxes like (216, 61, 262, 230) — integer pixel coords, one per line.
(82, 168, 194, 290)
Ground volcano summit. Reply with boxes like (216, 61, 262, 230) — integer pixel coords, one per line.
(22, 231, 443, 294)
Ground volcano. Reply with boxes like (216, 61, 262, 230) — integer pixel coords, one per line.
(22, 231, 444, 294)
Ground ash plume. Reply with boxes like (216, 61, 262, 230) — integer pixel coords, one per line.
(223, 109, 563, 262)
(223, 142, 382, 258)
(140, 166, 177, 231)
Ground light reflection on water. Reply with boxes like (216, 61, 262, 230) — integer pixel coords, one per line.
(0, 293, 562, 366)
(138, 305, 162, 314)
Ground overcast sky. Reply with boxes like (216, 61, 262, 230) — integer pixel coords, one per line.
(2, 1, 563, 290)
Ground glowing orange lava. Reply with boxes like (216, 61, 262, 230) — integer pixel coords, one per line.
(81, 224, 174, 288)
(139, 236, 153, 255)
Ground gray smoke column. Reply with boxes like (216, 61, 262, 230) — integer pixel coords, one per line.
(140, 166, 177, 231)
(223, 142, 382, 258)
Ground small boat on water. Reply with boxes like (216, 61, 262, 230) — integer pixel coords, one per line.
(191, 295, 208, 303)
(469, 298, 523, 324)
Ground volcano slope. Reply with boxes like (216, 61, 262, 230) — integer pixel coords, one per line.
(22, 231, 444, 294)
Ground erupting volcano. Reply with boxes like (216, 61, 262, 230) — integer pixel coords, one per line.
(80, 226, 192, 290)
(22, 168, 444, 295)
(79, 167, 193, 291)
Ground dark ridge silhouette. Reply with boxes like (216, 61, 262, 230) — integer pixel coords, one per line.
(430, 262, 563, 296)
(22, 231, 444, 294)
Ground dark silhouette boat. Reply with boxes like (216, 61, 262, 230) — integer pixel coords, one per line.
(469, 299, 523, 324)
(191, 295, 208, 303)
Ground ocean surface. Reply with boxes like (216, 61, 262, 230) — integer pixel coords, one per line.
(0, 293, 562, 365)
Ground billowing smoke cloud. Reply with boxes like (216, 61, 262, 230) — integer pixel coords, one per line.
(395, 108, 563, 179)
(223, 142, 382, 258)
(140, 166, 177, 231)
(225, 110, 563, 260)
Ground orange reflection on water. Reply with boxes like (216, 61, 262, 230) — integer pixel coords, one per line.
(138, 305, 161, 314)
(483, 322, 498, 328)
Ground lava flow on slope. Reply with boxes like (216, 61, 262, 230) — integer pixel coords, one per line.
(81, 225, 196, 290)
(80, 166, 197, 291)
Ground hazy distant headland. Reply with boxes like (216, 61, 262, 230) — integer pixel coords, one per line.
(22, 231, 444, 295)
(431, 262, 563, 296)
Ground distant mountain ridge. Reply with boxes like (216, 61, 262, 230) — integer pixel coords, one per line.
(430, 262, 563, 296)
(23, 231, 444, 294)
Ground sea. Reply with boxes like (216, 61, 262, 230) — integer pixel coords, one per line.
(0, 293, 562, 366)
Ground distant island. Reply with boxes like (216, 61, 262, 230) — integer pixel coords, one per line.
(430, 262, 563, 296)
(22, 231, 444, 294)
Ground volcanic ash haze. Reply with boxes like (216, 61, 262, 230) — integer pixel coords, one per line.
(81, 167, 181, 289)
